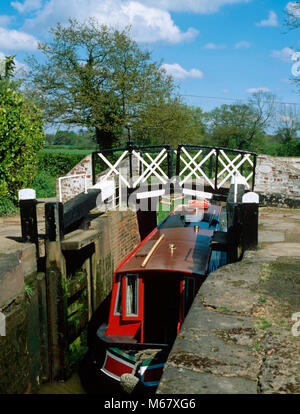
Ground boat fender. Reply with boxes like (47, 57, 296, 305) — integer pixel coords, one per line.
(188, 199, 210, 209)
(120, 373, 139, 394)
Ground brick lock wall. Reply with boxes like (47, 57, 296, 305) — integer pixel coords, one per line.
(110, 210, 141, 268)
(0, 295, 29, 394)
(255, 154, 300, 205)
(90, 209, 141, 303)
(56, 154, 93, 203)
(0, 244, 42, 394)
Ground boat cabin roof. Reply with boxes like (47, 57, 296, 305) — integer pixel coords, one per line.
(116, 204, 222, 277)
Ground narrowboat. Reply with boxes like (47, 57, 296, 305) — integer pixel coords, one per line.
(88, 198, 227, 394)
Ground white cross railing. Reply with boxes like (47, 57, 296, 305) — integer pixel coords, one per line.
(217, 150, 253, 190)
(91, 144, 256, 207)
(97, 150, 131, 188)
(177, 146, 255, 192)
(96, 148, 169, 190)
(132, 149, 169, 188)
(178, 147, 216, 188)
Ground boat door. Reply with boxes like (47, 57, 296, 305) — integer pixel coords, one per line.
(143, 272, 181, 345)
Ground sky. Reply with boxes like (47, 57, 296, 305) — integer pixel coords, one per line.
(0, 0, 300, 114)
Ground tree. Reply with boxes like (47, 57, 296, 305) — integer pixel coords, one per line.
(0, 55, 21, 92)
(0, 87, 44, 200)
(205, 92, 276, 151)
(0, 56, 44, 200)
(272, 103, 300, 155)
(275, 104, 300, 144)
(205, 103, 260, 150)
(25, 18, 177, 149)
(132, 99, 206, 147)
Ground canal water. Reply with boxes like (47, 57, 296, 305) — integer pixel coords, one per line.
(38, 372, 86, 394)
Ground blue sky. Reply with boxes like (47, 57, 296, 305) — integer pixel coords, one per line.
(0, 0, 299, 113)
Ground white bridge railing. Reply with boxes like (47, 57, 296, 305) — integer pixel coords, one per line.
(176, 146, 255, 190)
(58, 144, 257, 206)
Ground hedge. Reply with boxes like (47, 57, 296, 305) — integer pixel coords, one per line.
(37, 152, 85, 177)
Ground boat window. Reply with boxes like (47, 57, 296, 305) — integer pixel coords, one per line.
(125, 274, 139, 317)
(114, 275, 122, 315)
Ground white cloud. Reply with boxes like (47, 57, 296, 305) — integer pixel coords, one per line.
(246, 87, 271, 93)
(0, 27, 38, 50)
(235, 40, 251, 49)
(140, 0, 250, 14)
(121, 1, 198, 43)
(256, 11, 278, 27)
(271, 47, 295, 62)
(11, 0, 42, 13)
(161, 63, 203, 79)
(22, 0, 198, 44)
(204, 42, 226, 49)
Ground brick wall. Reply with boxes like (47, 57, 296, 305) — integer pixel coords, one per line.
(255, 154, 300, 206)
(90, 209, 140, 299)
(56, 154, 93, 203)
(0, 244, 41, 394)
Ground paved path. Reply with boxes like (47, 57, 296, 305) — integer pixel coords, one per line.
(258, 207, 300, 255)
(0, 198, 55, 256)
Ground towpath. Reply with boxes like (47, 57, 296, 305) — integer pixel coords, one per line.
(158, 206, 300, 394)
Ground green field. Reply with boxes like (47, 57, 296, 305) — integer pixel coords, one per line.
(42, 148, 93, 156)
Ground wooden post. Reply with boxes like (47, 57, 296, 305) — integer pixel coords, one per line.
(84, 255, 93, 321)
(92, 239, 101, 309)
(18, 189, 39, 258)
(226, 201, 242, 263)
(36, 272, 50, 383)
(45, 202, 69, 381)
(240, 192, 259, 250)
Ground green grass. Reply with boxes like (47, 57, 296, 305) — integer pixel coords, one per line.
(0, 198, 18, 217)
(31, 170, 57, 198)
(256, 317, 272, 331)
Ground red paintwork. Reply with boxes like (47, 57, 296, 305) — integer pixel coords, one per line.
(105, 275, 144, 339)
(178, 279, 184, 334)
(102, 352, 134, 379)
